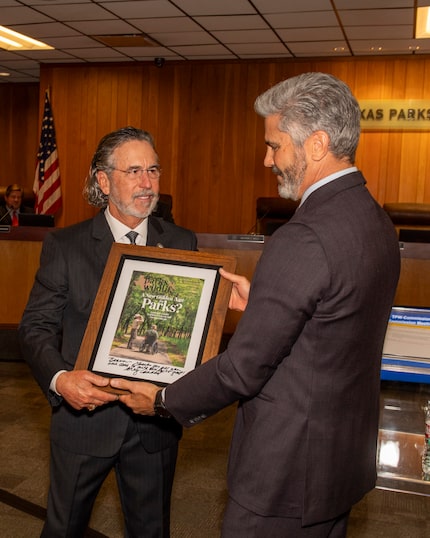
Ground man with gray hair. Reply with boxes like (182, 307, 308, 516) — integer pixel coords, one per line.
(19, 126, 197, 537)
(112, 74, 400, 537)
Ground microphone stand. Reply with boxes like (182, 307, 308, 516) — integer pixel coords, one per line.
(0, 208, 12, 232)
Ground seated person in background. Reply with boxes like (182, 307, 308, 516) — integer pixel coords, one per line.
(0, 183, 34, 226)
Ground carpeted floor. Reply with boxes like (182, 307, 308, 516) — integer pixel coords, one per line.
(0, 360, 429, 537)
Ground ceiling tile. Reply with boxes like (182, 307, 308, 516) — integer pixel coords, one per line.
(265, 11, 339, 28)
(227, 42, 291, 55)
(171, 43, 235, 55)
(149, 31, 217, 46)
(335, 0, 413, 8)
(278, 27, 344, 41)
(132, 17, 201, 33)
(42, 36, 104, 49)
(172, 54, 235, 60)
(17, 0, 93, 4)
(70, 47, 130, 59)
(13, 49, 77, 61)
(339, 9, 414, 26)
(173, 0, 256, 16)
(0, 5, 51, 24)
(9, 23, 82, 38)
(212, 29, 279, 44)
(126, 48, 180, 58)
(346, 26, 413, 40)
(65, 20, 139, 34)
(253, 0, 333, 12)
(194, 15, 268, 31)
(27, 3, 116, 21)
(99, 1, 184, 18)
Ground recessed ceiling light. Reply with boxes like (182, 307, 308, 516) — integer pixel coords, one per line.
(0, 25, 53, 51)
(0, 72, 11, 77)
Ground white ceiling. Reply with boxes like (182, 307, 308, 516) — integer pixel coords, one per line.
(1, 0, 429, 83)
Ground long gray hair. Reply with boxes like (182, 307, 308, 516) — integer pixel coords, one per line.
(83, 126, 157, 207)
(254, 72, 361, 163)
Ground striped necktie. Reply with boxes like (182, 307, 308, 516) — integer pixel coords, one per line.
(126, 231, 138, 244)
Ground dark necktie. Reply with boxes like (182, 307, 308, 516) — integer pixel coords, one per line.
(126, 231, 138, 244)
(11, 211, 19, 227)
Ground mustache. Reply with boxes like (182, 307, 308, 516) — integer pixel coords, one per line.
(271, 165, 283, 176)
(131, 190, 157, 199)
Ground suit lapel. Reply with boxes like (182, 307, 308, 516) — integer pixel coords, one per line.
(147, 216, 165, 247)
(91, 210, 115, 264)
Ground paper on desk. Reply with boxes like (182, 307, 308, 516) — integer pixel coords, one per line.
(382, 307, 430, 361)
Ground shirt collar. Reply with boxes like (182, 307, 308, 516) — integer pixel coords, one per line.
(300, 167, 358, 206)
(104, 206, 148, 245)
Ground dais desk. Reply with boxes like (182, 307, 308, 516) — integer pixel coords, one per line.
(1, 229, 430, 330)
(0, 227, 49, 326)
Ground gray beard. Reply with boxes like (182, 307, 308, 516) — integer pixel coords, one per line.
(278, 181, 300, 201)
(109, 191, 159, 219)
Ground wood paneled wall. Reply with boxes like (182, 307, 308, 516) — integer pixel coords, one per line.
(0, 83, 39, 196)
(2, 57, 430, 233)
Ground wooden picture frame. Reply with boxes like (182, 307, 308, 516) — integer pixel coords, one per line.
(75, 244, 236, 387)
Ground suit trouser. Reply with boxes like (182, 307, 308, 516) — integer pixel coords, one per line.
(41, 417, 178, 538)
(222, 497, 350, 538)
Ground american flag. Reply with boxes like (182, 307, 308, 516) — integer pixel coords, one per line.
(33, 90, 62, 215)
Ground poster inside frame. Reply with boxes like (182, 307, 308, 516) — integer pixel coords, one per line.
(75, 244, 236, 387)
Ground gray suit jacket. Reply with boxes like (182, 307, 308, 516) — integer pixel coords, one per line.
(19, 211, 197, 456)
(164, 171, 400, 525)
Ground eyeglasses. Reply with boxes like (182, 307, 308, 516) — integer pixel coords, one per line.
(110, 165, 161, 180)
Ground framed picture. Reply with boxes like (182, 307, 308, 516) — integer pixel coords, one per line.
(75, 244, 236, 388)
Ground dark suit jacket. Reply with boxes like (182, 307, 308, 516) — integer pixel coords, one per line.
(19, 211, 197, 457)
(164, 171, 400, 525)
(0, 204, 34, 225)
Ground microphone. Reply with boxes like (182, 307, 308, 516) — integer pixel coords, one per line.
(245, 208, 269, 235)
(0, 210, 12, 225)
(227, 208, 268, 243)
(0, 210, 12, 233)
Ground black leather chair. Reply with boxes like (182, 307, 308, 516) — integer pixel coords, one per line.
(383, 202, 430, 227)
(153, 193, 174, 222)
(256, 197, 299, 235)
(383, 202, 430, 241)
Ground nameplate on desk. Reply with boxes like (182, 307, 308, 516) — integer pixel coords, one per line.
(0, 225, 11, 233)
(227, 234, 265, 243)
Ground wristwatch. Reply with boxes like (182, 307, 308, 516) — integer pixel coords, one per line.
(153, 389, 172, 418)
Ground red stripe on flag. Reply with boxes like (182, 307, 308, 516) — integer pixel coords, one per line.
(34, 91, 62, 215)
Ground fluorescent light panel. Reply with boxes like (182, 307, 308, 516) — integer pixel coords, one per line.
(0, 25, 53, 51)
